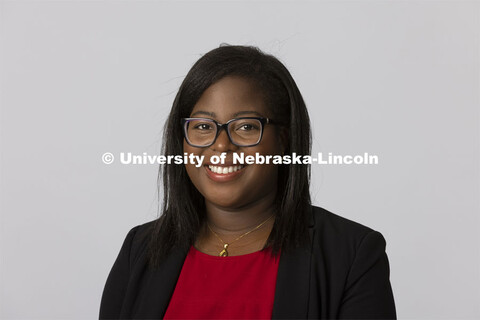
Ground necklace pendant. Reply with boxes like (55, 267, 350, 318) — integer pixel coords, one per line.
(219, 244, 229, 257)
(219, 249, 228, 257)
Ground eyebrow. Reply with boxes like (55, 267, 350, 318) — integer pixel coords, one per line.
(190, 111, 215, 117)
(190, 110, 264, 118)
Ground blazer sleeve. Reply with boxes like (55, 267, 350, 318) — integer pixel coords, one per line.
(339, 231, 397, 319)
(99, 226, 140, 319)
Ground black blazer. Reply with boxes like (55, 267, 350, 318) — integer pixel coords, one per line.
(99, 205, 396, 319)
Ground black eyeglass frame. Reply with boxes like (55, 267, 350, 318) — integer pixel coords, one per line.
(181, 117, 274, 148)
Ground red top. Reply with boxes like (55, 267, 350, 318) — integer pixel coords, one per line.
(164, 245, 280, 319)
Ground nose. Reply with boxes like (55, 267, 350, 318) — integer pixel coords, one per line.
(211, 127, 237, 152)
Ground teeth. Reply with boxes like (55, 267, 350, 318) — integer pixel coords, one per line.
(208, 165, 244, 174)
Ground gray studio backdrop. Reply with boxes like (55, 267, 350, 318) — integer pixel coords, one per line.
(1, 1, 479, 319)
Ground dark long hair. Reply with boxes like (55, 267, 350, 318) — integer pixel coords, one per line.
(146, 44, 312, 268)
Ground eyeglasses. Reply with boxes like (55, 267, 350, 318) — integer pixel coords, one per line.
(181, 117, 274, 147)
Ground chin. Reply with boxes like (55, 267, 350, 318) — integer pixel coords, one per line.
(203, 191, 247, 209)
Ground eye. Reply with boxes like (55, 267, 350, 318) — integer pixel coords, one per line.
(193, 123, 213, 130)
(234, 121, 260, 132)
(240, 124, 254, 131)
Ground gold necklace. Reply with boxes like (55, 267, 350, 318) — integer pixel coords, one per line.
(207, 214, 274, 257)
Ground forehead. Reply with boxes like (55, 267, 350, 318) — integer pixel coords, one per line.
(190, 76, 269, 120)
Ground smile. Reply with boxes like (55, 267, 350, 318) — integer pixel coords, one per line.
(204, 164, 247, 182)
(207, 165, 245, 174)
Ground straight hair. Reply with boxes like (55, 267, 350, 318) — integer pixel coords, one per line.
(146, 44, 312, 268)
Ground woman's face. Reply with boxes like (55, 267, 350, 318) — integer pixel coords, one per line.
(183, 76, 285, 209)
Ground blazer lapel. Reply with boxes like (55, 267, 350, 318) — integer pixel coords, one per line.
(130, 247, 189, 319)
(272, 206, 315, 319)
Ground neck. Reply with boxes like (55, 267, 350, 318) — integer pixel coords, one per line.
(205, 191, 276, 234)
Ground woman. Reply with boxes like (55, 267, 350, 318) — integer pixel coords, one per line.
(99, 44, 396, 319)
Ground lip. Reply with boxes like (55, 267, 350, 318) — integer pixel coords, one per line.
(204, 164, 246, 182)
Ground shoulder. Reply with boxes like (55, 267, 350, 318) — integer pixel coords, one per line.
(309, 205, 387, 261)
(119, 219, 158, 267)
(309, 206, 396, 318)
(122, 219, 156, 243)
(311, 205, 375, 237)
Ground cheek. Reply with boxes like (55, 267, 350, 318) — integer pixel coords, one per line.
(246, 162, 278, 180)
(241, 134, 283, 187)
(254, 136, 283, 157)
